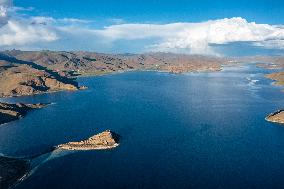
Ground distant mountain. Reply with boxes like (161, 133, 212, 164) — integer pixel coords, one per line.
(3, 50, 229, 76)
(0, 50, 238, 97)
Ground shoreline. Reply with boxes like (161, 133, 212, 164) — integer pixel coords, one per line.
(56, 143, 119, 151)
(0, 103, 48, 126)
(0, 62, 275, 103)
(265, 110, 284, 124)
(0, 67, 227, 99)
(0, 130, 119, 189)
(1, 62, 284, 188)
(0, 86, 87, 99)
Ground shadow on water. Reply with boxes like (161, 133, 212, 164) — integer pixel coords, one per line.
(28, 148, 76, 176)
(3, 148, 77, 189)
(0, 148, 75, 189)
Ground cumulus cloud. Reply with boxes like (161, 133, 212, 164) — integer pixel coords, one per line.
(0, 0, 58, 47)
(93, 17, 284, 54)
(1, 0, 284, 55)
(0, 20, 58, 46)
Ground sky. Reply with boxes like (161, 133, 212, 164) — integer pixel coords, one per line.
(0, 0, 284, 56)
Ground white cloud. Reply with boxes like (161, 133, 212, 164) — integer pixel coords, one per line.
(0, 0, 11, 25)
(0, 0, 284, 55)
(58, 18, 91, 24)
(0, 5, 7, 17)
(254, 40, 284, 49)
(92, 17, 284, 54)
(30, 16, 91, 25)
(0, 20, 58, 46)
(96, 23, 185, 40)
(0, 0, 58, 47)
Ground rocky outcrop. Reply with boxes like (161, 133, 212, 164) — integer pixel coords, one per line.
(266, 110, 284, 124)
(265, 71, 284, 86)
(0, 156, 29, 189)
(237, 56, 284, 88)
(79, 86, 88, 90)
(0, 54, 80, 98)
(0, 102, 46, 125)
(57, 130, 120, 150)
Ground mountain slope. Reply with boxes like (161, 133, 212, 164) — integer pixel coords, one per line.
(0, 53, 80, 97)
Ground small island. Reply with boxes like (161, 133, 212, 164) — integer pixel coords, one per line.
(0, 130, 120, 189)
(265, 110, 284, 124)
(0, 102, 47, 125)
(56, 130, 120, 150)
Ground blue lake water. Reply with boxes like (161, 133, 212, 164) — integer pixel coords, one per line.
(1, 64, 284, 189)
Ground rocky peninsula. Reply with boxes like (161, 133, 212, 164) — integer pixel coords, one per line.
(57, 130, 120, 150)
(237, 56, 284, 124)
(265, 110, 284, 124)
(0, 130, 119, 189)
(0, 102, 46, 125)
(265, 72, 284, 87)
(239, 56, 284, 88)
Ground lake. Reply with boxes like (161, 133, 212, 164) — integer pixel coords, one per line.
(1, 64, 284, 189)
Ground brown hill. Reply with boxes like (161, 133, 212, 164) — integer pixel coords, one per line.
(4, 50, 229, 76)
(0, 53, 80, 97)
(0, 50, 231, 97)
